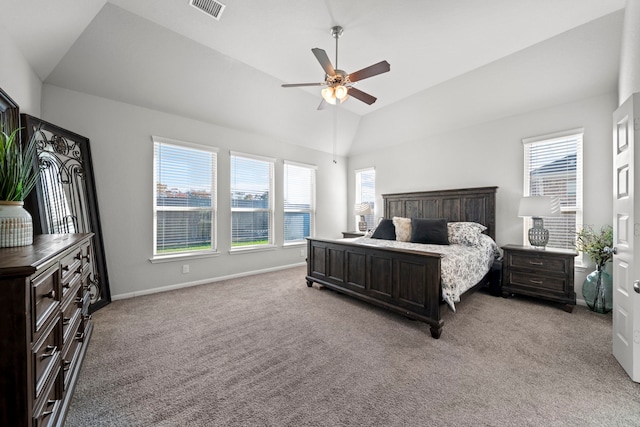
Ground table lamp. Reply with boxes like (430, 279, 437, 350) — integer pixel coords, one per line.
(354, 203, 372, 232)
(518, 196, 560, 248)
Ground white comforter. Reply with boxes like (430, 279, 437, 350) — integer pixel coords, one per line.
(349, 234, 501, 311)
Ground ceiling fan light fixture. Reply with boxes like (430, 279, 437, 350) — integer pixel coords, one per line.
(321, 87, 336, 104)
(334, 85, 348, 100)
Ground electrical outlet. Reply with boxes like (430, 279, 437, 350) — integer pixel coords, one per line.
(182, 264, 190, 274)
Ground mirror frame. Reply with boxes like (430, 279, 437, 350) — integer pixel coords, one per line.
(21, 114, 111, 312)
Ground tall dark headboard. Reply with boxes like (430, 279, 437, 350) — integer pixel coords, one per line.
(383, 187, 497, 240)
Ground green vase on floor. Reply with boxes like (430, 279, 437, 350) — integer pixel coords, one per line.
(582, 264, 613, 314)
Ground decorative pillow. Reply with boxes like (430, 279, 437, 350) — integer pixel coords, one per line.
(410, 218, 450, 245)
(447, 222, 487, 247)
(370, 219, 396, 240)
(392, 217, 412, 242)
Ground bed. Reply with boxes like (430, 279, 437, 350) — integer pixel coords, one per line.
(305, 186, 498, 339)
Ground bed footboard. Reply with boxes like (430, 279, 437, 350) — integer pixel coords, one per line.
(306, 238, 444, 338)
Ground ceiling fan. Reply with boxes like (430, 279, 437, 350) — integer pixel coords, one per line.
(282, 26, 391, 109)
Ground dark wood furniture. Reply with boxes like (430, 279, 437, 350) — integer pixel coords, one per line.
(501, 244, 577, 312)
(306, 186, 497, 339)
(0, 234, 94, 427)
(342, 231, 365, 238)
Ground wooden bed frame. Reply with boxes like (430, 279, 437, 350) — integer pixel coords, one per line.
(305, 186, 497, 339)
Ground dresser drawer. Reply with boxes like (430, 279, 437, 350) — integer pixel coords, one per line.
(60, 247, 83, 288)
(32, 264, 60, 342)
(507, 252, 570, 276)
(507, 271, 567, 293)
(61, 290, 82, 345)
(32, 363, 61, 427)
(32, 316, 61, 401)
(62, 315, 83, 391)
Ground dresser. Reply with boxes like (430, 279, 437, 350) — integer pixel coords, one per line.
(501, 244, 577, 312)
(0, 233, 94, 427)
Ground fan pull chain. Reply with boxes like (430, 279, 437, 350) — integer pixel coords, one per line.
(333, 104, 338, 164)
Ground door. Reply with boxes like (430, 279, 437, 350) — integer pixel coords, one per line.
(612, 93, 640, 382)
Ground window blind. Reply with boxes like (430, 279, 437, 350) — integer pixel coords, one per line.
(230, 152, 274, 247)
(153, 137, 217, 255)
(355, 168, 376, 229)
(284, 161, 316, 243)
(523, 131, 583, 250)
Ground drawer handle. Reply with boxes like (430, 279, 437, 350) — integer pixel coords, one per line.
(41, 410, 54, 418)
(63, 282, 71, 289)
(41, 345, 57, 360)
(84, 314, 92, 322)
(75, 332, 85, 342)
(75, 297, 83, 304)
(62, 265, 70, 272)
(528, 261, 544, 266)
(44, 290, 56, 300)
(529, 279, 543, 284)
(82, 254, 90, 261)
(63, 359, 71, 371)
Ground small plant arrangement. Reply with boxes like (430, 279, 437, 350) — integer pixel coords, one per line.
(0, 127, 40, 201)
(575, 224, 614, 268)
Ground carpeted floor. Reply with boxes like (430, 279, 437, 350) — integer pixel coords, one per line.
(65, 266, 640, 426)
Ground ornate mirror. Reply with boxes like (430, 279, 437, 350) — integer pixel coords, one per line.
(21, 114, 111, 312)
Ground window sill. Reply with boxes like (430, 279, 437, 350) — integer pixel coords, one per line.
(283, 241, 306, 247)
(229, 244, 277, 255)
(149, 251, 220, 263)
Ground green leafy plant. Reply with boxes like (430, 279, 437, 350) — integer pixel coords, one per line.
(0, 127, 40, 201)
(575, 225, 614, 268)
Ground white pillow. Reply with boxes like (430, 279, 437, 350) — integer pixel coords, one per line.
(447, 222, 487, 246)
(392, 216, 412, 242)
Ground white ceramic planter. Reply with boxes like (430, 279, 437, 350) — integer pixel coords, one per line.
(0, 201, 33, 247)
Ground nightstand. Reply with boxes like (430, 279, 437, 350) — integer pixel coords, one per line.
(501, 244, 577, 312)
(342, 231, 365, 238)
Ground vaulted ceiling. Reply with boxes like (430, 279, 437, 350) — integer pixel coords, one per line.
(0, 0, 626, 155)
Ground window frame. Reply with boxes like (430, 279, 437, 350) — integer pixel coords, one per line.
(229, 151, 275, 252)
(522, 129, 583, 259)
(151, 136, 218, 262)
(283, 160, 317, 245)
(355, 167, 376, 231)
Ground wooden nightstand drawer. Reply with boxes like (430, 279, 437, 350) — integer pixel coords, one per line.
(507, 271, 567, 293)
(507, 252, 570, 276)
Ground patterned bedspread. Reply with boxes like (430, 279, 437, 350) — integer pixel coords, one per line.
(349, 234, 501, 311)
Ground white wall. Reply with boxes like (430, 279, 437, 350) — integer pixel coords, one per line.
(348, 91, 617, 301)
(0, 24, 41, 116)
(41, 84, 347, 299)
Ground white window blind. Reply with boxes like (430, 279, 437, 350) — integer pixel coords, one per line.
(230, 152, 274, 248)
(153, 137, 217, 256)
(523, 130, 583, 250)
(355, 167, 376, 230)
(284, 161, 316, 243)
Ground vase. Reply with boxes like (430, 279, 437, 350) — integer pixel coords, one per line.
(582, 264, 613, 314)
(0, 201, 33, 248)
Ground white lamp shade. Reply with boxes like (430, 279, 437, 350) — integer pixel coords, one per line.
(354, 203, 372, 216)
(518, 196, 561, 218)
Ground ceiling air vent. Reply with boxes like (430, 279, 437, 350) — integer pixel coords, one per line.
(190, 0, 226, 21)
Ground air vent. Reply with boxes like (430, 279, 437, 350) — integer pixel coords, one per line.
(190, 0, 226, 20)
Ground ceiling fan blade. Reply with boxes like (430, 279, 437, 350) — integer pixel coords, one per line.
(317, 99, 328, 110)
(348, 60, 390, 83)
(312, 48, 335, 77)
(281, 82, 326, 88)
(348, 87, 377, 105)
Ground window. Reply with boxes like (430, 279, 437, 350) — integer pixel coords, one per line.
(284, 161, 316, 244)
(355, 167, 376, 230)
(523, 130, 583, 251)
(153, 136, 217, 257)
(230, 152, 274, 249)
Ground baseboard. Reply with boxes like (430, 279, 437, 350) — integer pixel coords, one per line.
(112, 262, 306, 301)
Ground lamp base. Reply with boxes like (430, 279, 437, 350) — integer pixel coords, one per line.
(358, 220, 367, 232)
(528, 217, 549, 248)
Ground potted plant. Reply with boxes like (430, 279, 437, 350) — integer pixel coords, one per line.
(575, 224, 614, 313)
(0, 127, 40, 247)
